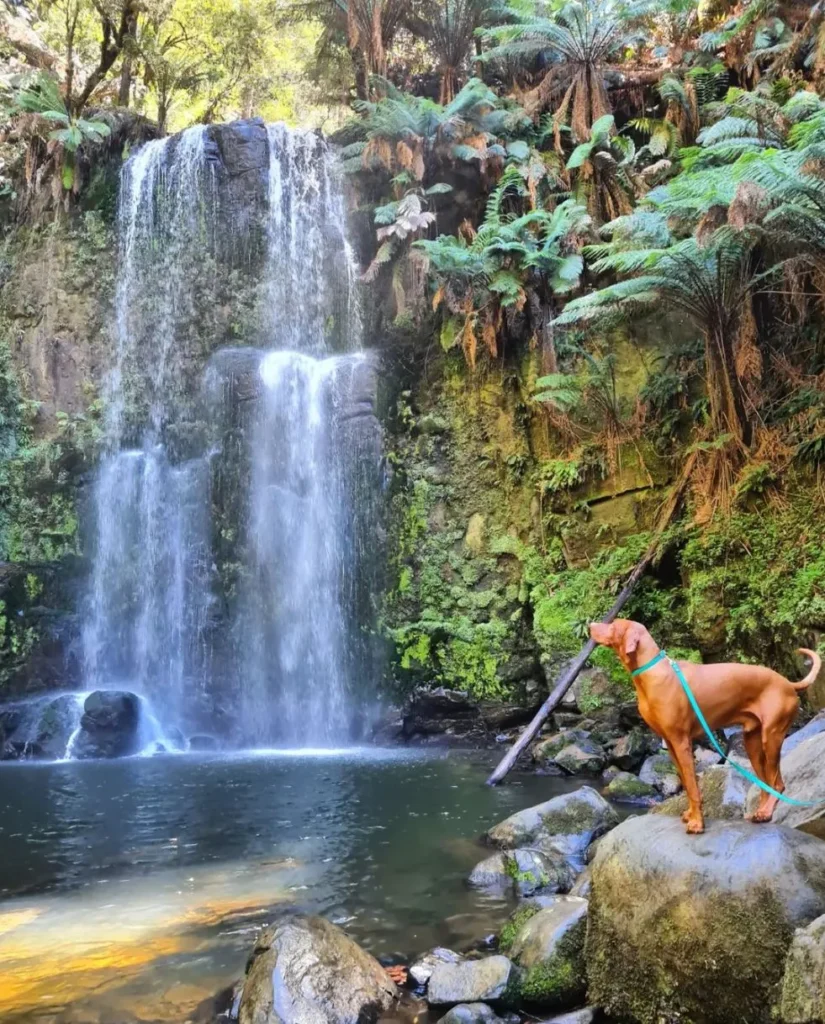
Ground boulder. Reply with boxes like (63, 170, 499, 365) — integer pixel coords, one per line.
(436, 1005, 508, 1024)
(552, 739, 606, 776)
(604, 770, 658, 804)
(654, 765, 749, 821)
(638, 752, 682, 796)
(609, 727, 658, 771)
(428, 956, 516, 1007)
(73, 691, 141, 759)
(532, 730, 592, 768)
(784, 712, 825, 757)
(402, 687, 481, 741)
(746, 731, 825, 836)
(483, 787, 619, 875)
(468, 849, 574, 898)
(778, 912, 825, 1023)
(238, 914, 397, 1024)
(410, 947, 462, 987)
(507, 897, 588, 1010)
(586, 815, 825, 1024)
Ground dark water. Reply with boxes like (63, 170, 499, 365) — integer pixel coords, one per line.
(0, 747, 581, 1022)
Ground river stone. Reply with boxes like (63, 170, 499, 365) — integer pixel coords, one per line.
(653, 764, 750, 821)
(507, 897, 588, 1009)
(638, 752, 682, 796)
(427, 956, 515, 1006)
(784, 712, 825, 756)
(468, 848, 573, 897)
(746, 731, 825, 836)
(535, 1011, 595, 1024)
(238, 914, 397, 1024)
(694, 746, 723, 772)
(483, 786, 619, 874)
(410, 947, 462, 986)
(532, 730, 592, 767)
(586, 815, 825, 1024)
(73, 690, 141, 759)
(609, 727, 657, 771)
(552, 739, 606, 775)
(778, 912, 825, 1022)
(604, 770, 658, 804)
(436, 1004, 508, 1024)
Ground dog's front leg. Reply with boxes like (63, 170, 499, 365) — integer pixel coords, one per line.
(665, 735, 705, 834)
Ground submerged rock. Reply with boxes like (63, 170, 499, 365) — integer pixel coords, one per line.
(483, 787, 618, 874)
(238, 914, 397, 1024)
(654, 764, 749, 821)
(468, 849, 573, 898)
(436, 1004, 509, 1024)
(428, 955, 516, 1006)
(779, 911, 825, 1023)
(73, 690, 141, 759)
(586, 815, 825, 1024)
(507, 897, 588, 1010)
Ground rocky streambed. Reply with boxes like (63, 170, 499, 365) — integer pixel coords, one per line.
(219, 714, 825, 1024)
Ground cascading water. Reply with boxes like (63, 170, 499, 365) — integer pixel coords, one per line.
(78, 121, 379, 750)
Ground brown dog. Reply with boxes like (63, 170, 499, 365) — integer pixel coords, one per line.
(589, 619, 821, 833)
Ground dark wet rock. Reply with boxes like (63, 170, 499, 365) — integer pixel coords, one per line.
(402, 688, 478, 741)
(604, 770, 658, 804)
(746, 731, 825, 836)
(653, 765, 749, 821)
(638, 752, 682, 796)
(189, 734, 220, 751)
(73, 691, 140, 760)
(587, 815, 825, 1024)
(409, 948, 462, 987)
(531, 730, 592, 768)
(552, 739, 606, 776)
(778, 911, 825, 1022)
(609, 727, 658, 771)
(238, 914, 397, 1024)
(427, 955, 516, 1006)
(436, 1004, 509, 1024)
(468, 849, 574, 898)
(507, 897, 588, 1010)
(483, 787, 619, 874)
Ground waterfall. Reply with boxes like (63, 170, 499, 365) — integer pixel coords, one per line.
(79, 121, 378, 749)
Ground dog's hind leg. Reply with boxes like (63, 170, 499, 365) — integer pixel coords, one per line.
(742, 721, 773, 823)
(750, 718, 792, 823)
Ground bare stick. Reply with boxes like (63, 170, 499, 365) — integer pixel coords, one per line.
(485, 452, 697, 787)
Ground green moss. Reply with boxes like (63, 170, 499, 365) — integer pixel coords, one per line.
(518, 924, 587, 1009)
(498, 905, 540, 953)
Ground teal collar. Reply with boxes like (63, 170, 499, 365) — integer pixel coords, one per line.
(631, 650, 667, 677)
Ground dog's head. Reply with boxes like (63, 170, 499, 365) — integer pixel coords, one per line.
(589, 619, 649, 660)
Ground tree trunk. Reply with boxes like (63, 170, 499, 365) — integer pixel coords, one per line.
(705, 327, 751, 445)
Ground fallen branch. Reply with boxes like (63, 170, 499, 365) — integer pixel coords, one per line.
(486, 451, 697, 786)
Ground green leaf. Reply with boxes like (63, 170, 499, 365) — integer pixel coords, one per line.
(424, 182, 453, 195)
(440, 316, 463, 351)
(61, 161, 75, 191)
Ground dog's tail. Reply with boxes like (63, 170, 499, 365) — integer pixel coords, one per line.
(793, 648, 822, 690)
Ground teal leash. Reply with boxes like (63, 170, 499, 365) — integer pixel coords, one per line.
(631, 651, 824, 808)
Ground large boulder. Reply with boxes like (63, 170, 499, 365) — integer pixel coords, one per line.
(73, 690, 141, 759)
(428, 956, 516, 1007)
(468, 849, 574, 898)
(654, 765, 749, 821)
(784, 712, 825, 757)
(483, 787, 618, 874)
(604, 770, 658, 805)
(779, 911, 825, 1023)
(746, 731, 825, 837)
(506, 897, 588, 1010)
(238, 915, 397, 1024)
(586, 815, 825, 1024)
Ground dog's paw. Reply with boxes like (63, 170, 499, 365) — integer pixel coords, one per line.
(747, 809, 773, 824)
(685, 818, 705, 834)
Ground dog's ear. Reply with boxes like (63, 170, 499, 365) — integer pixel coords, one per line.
(623, 623, 641, 656)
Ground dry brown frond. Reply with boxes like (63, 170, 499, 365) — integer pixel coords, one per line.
(728, 181, 769, 229)
(571, 70, 590, 143)
(695, 204, 727, 245)
(462, 314, 478, 370)
(396, 140, 413, 170)
(482, 314, 498, 358)
(734, 296, 762, 384)
(432, 284, 445, 311)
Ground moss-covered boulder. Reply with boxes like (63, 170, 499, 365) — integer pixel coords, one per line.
(653, 765, 749, 822)
(507, 897, 588, 1010)
(779, 912, 825, 1023)
(468, 848, 574, 897)
(586, 816, 825, 1024)
(483, 786, 619, 874)
(604, 770, 658, 804)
